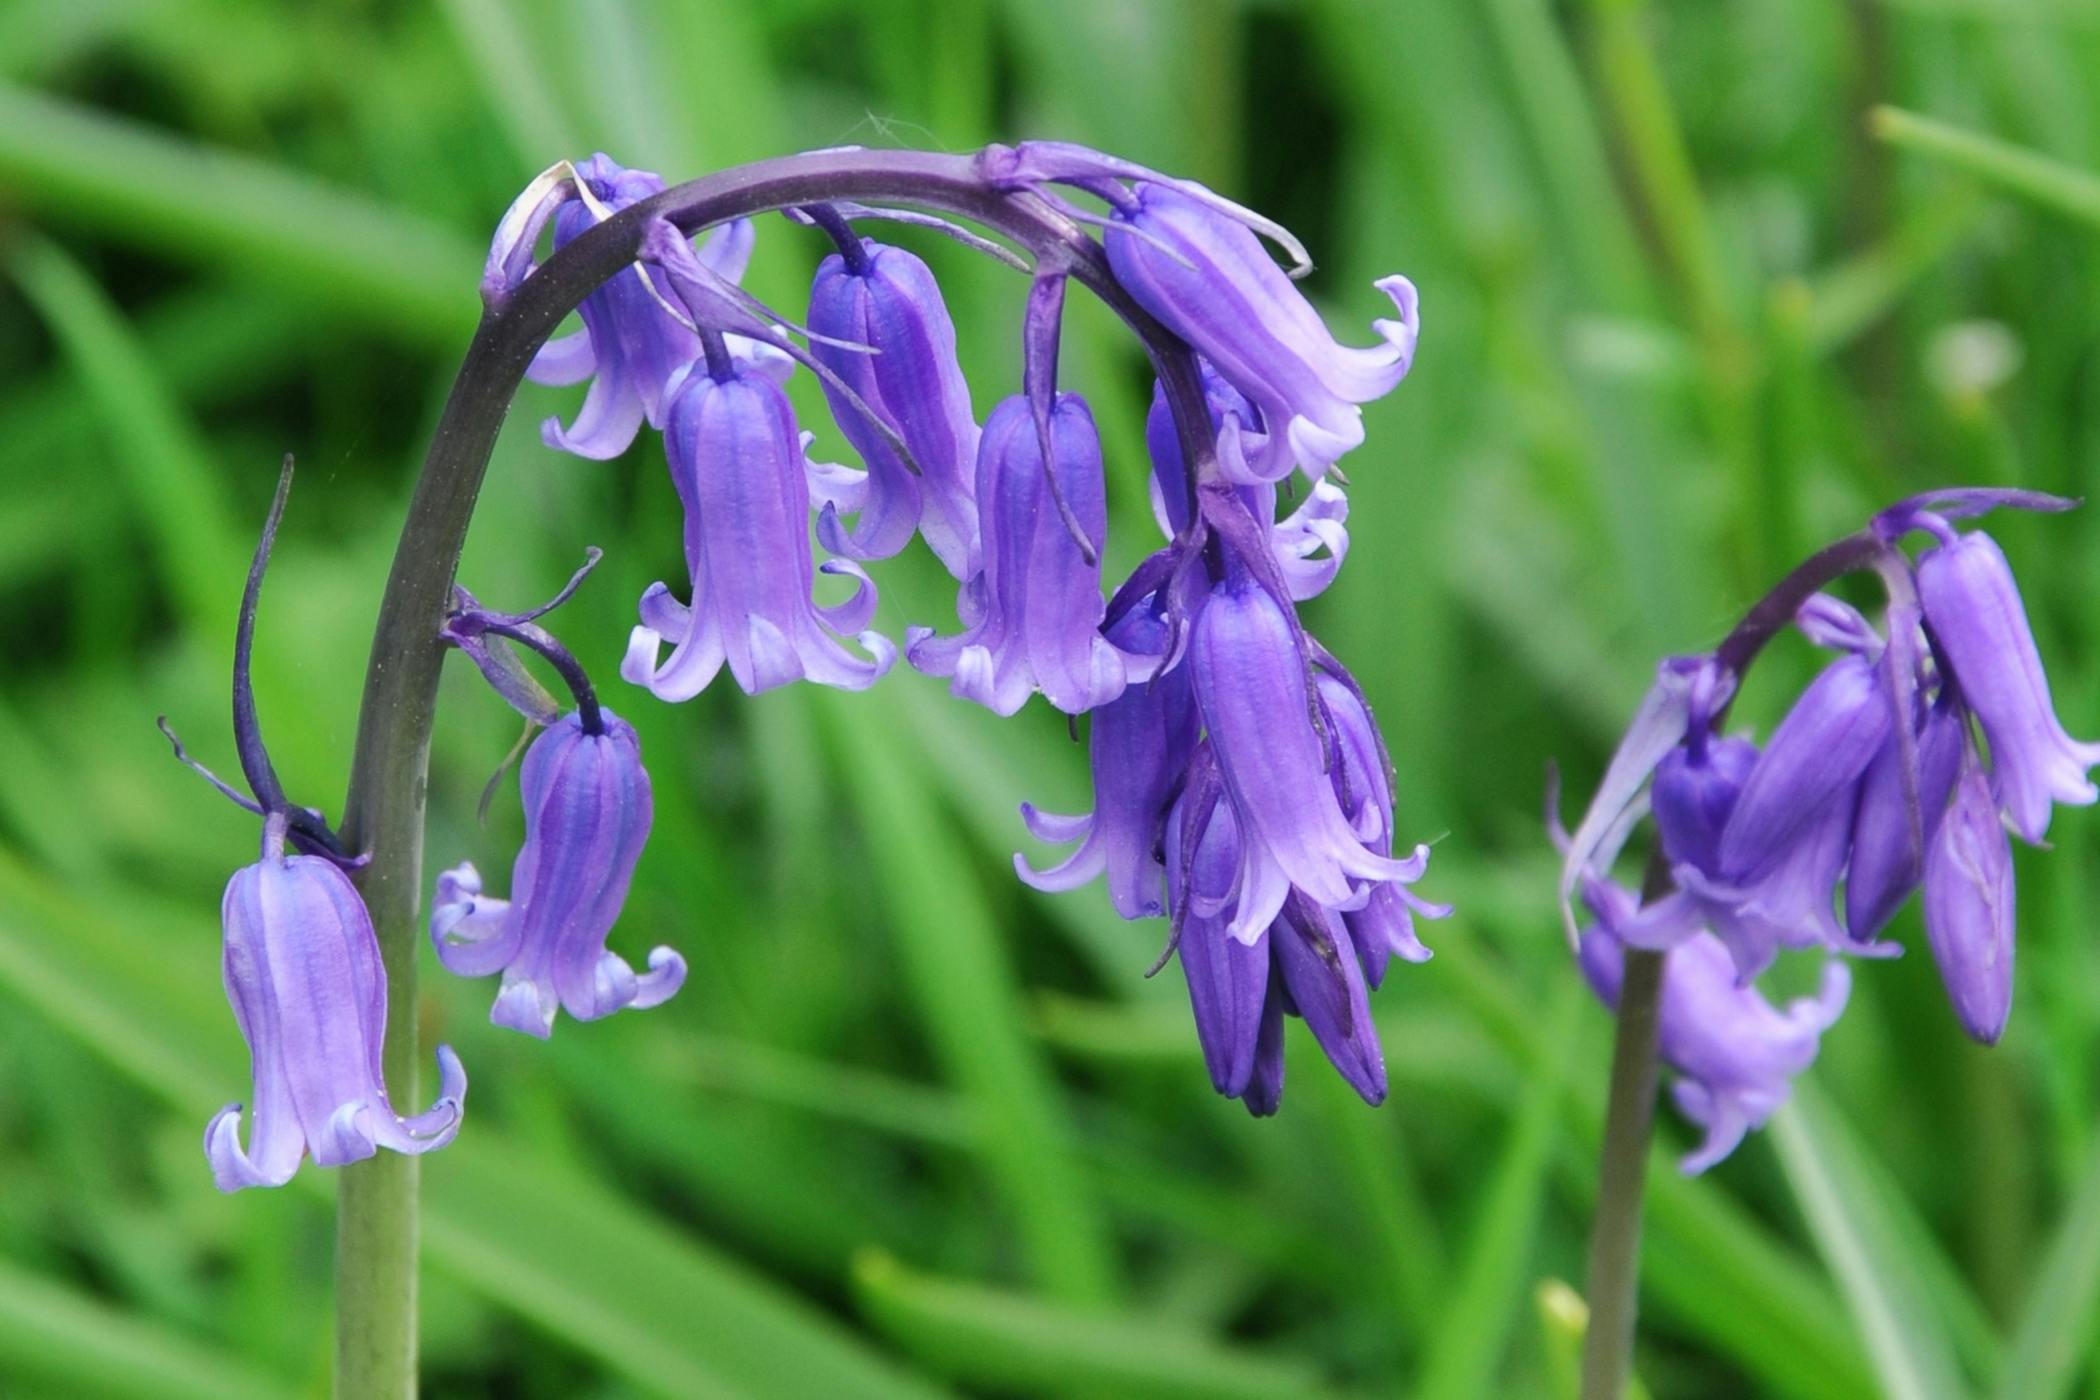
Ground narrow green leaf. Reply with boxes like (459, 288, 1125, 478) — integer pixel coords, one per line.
(0, 83, 478, 343)
(1769, 1085, 1974, 1400)
(0, 1256, 292, 1400)
(1872, 106, 2100, 229)
(853, 1249, 1343, 1400)
(1993, 1132, 2100, 1400)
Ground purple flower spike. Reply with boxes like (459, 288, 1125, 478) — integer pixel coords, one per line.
(1015, 600, 1198, 918)
(806, 235, 981, 576)
(431, 709, 680, 1037)
(208, 815, 466, 1191)
(905, 394, 1126, 716)
(622, 358, 895, 699)
(1918, 529, 2100, 843)
(515, 154, 759, 460)
(1580, 886, 1849, 1174)
(1845, 701, 1967, 940)
(1103, 182, 1417, 483)
(1189, 566, 1419, 940)
(1923, 761, 2016, 1043)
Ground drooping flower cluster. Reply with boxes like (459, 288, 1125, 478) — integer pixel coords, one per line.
(1558, 489, 2092, 1170)
(176, 140, 1444, 1195)
(485, 146, 1440, 1113)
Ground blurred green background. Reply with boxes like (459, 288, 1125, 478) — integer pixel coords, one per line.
(1, 0, 2098, 1395)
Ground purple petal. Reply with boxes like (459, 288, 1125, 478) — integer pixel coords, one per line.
(1923, 763, 2016, 1043)
(1917, 529, 2100, 842)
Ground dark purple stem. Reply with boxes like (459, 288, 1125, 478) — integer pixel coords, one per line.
(480, 619, 603, 736)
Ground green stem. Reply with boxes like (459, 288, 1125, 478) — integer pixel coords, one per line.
(1578, 946, 1665, 1400)
(327, 145, 1215, 1396)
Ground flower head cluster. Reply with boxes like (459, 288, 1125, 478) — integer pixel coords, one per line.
(1558, 489, 2091, 1169)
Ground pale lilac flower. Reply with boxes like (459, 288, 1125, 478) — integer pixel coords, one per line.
(1579, 882, 1849, 1173)
(1923, 760, 2016, 1043)
(499, 154, 760, 460)
(432, 709, 680, 1037)
(208, 815, 466, 1191)
(622, 355, 894, 698)
(906, 394, 1125, 715)
(1917, 529, 2100, 843)
(806, 234, 981, 575)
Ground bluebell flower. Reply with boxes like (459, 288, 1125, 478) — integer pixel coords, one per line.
(1845, 700, 1966, 941)
(1923, 759, 2016, 1043)
(1167, 777, 1386, 1114)
(1185, 556, 1424, 942)
(806, 234, 981, 576)
(432, 709, 681, 1037)
(489, 154, 764, 460)
(621, 345, 894, 699)
(1316, 669, 1445, 981)
(976, 141, 1418, 484)
(1144, 373, 1349, 599)
(1579, 881, 1849, 1173)
(1015, 596, 1198, 918)
(906, 394, 1126, 715)
(208, 814, 466, 1191)
(1104, 183, 1416, 484)
(1916, 528, 2100, 843)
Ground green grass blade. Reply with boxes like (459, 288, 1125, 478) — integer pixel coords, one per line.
(6, 235, 245, 633)
(1415, 987, 1582, 1399)
(0, 83, 478, 342)
(1769, 1085, 1976, 1400)
(423, 1144, 941, 1400)
(1993, 1132, 2100, 1400)
(852, 1249, 1343, 1400)
(0, 1256, 292, 1400)
(1872, 106, 2100, 229)
(821, 684, 1120, 1305)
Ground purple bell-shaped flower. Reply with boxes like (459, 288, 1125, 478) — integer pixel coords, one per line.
(806, 233, 981, 576)
(1014, 596, 1198, 918)
(1104, 182, 1416, 484)
(1917, 528, 2100, 843)
(1579, 881, 1849, 1174)
(1186, 558, 1419, 941)
(906, 393, 1126, 716)
(1923, 759, 2017, 1043)
(209, 814, 467, 1191)
(622, 351, 894, 698)
(431, 708, 681, 1037)
(499, 153, 761, 460)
